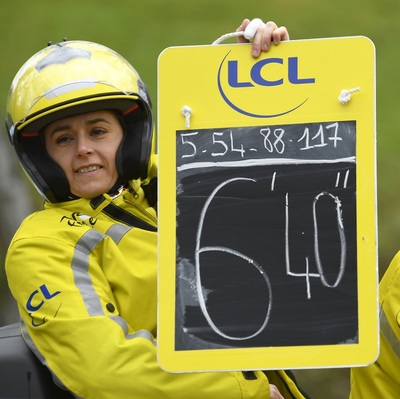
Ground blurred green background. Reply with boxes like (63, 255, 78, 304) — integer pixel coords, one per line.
(1, 0, 399, 397)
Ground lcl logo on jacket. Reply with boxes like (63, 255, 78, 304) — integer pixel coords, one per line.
(26, 284, 61, 326)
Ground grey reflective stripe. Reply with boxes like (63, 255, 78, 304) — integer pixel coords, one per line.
(380, 307, 400, 360)
(109, 315, 156, 345)
(73, 229, 105, 316)
(21, 320, 47, 365)
(21, 321, 84, 399)
(109, 314, 129, 334)
(73, 228, 156, 347)
(127, 329, 157, 346)
(72, 225, 131, 316)
(105, 223, 132, 244)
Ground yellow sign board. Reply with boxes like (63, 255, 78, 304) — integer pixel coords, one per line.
(157, 37, 377, 373)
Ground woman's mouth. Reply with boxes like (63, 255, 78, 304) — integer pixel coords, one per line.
(76, 165, 102, 174)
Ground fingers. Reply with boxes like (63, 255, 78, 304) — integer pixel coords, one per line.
(236, 18, 290, 58)
(251, 21, 289, 58)
(236, 18, 252, 43)
(269, 384, 285, 399)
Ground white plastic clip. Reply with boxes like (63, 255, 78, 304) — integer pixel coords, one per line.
(338, 87, 360, 105)
(181, 105, 192, 128)
(244, 18, 264, 41)
(212, 18, 264, 45)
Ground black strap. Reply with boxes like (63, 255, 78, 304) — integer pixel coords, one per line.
(101, 203, 157, 232)
(141, 177, 158, 209)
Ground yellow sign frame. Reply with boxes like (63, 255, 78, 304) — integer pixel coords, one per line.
(157, 37, 377, 372)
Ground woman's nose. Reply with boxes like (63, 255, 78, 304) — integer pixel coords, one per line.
(76, 135, 93, 156)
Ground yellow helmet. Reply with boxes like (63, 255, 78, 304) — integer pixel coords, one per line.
(6, 40, 153, 202)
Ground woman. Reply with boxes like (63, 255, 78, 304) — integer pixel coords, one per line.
(5, 19, 308, 399)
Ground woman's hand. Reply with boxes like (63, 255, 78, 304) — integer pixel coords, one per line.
(236, 18, 289, 58)
(269, 383, 285, 399)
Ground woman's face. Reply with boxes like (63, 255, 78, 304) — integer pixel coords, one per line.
(44, 110, 124, 199)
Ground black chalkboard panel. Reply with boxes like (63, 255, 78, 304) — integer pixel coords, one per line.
(174, 120, 358, 350)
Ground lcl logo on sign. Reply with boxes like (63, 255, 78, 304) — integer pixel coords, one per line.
(217, 51, 316, 118)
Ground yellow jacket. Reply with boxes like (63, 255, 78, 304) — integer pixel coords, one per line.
(6, 177, 308, 399)
(350, 251, 400, 398)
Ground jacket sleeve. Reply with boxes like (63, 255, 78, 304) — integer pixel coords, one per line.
(6, 233, 272, 399)
(350, 251, 400, 398)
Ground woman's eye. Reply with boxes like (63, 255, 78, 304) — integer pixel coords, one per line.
(55, 135, 73, 145)
(90, 128, 106, 137)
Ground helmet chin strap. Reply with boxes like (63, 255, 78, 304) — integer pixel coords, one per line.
(89, 181, 126, 209)
(107, 177, 127, 199)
